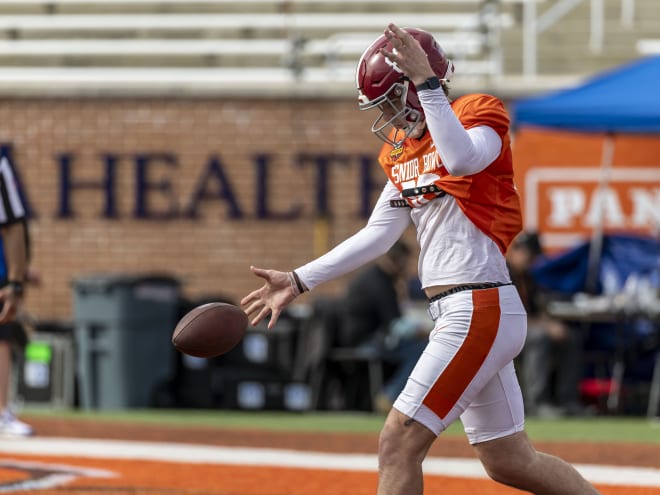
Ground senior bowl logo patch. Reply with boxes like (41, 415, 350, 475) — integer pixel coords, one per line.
(390, 146, 404, 160)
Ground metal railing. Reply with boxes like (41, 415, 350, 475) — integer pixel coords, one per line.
(518, 0, 637, 77)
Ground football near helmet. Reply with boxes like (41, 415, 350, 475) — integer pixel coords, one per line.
(356, 28, 454, 147)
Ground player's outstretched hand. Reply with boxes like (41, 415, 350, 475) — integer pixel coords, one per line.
(241, 266, 297, 329)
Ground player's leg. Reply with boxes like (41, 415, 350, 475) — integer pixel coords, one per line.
(0, 326, 33, 437)
(377, 285, 527, 495)
(0, 340, 10, 411)
(457, 306, 601, 494)
(473, 431, 601, 494)
(377, 408, 435, 495)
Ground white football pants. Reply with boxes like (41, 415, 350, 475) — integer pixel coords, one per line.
(393, 284, 527, 443)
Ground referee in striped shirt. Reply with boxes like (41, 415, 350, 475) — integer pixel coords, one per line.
(0, 151, 31, 436)
(0, 153, 27, 322)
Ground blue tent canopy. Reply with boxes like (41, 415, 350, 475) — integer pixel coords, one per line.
(512, 57, 660, 293)
(531, 234, 660, 295)
(512, 56, 660, 133)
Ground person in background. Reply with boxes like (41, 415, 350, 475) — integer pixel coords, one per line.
(507, 230, 585, 417)
(0, 153, 32, 437)
(340, 239, 429, 413)
(242, 24, 601, 495)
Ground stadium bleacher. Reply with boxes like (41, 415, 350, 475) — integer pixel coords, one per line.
(637, 39, 660, 55)
(0, 0, 656, 96)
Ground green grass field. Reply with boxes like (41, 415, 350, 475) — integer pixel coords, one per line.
(23, 408, 660, 444)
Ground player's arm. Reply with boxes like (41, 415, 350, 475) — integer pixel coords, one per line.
(380, 23, 501, 177)
(242, 182, 410, 328)
(1, 220, 28, 284)
(0, 156, 29, 323)
(0, 220, 28, 323)
(295, 181, 410, 291)
(418, 91, 502, 176)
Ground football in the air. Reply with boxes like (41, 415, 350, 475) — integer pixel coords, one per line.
(172, 302, 248, 358)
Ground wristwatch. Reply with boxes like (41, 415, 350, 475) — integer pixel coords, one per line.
(416, 76, 441, 91)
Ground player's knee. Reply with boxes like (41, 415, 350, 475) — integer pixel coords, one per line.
(477, 437, 536, 487)
(378, 416, 403, 469)
(482, 445, 538, 487)
(481, 457, 522, 486)
(378, 412, 433, 470)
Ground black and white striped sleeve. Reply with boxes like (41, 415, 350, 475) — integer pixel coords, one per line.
(0, 155, 27, 226)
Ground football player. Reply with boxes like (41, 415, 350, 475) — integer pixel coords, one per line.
(242, 24, 601, 495)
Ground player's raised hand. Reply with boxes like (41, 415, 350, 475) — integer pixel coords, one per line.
(241, 266, 298, 329)
(381, 23, 435, 86)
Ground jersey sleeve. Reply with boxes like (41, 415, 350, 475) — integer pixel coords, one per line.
(295, 181, 410, 291)
(418, 89, 503, 176)
(454, 94, 510, 138)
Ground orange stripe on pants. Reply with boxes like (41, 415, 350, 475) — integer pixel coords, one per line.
(422, 289, 502, 418)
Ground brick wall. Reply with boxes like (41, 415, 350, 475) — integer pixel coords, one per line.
(0, 97, 416, 321)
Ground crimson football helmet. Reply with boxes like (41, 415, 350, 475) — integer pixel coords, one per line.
(356, 28, 454, 147)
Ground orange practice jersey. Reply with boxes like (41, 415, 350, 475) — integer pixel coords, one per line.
(378, 94, 522, 254)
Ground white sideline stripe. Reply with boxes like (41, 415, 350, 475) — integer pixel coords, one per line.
(1, 437, 660, 488)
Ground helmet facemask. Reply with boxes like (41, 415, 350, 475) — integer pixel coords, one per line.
(358, 79, 423, 147)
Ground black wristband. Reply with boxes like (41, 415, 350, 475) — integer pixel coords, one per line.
(7, 280, 24, 297)
(291, 271, 306, 294)
(416, 76, 441, 91)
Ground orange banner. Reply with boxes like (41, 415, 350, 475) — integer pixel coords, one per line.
(512, 127, 660, 252)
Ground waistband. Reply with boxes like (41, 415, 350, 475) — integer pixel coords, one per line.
(428, 282, 512, 303)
